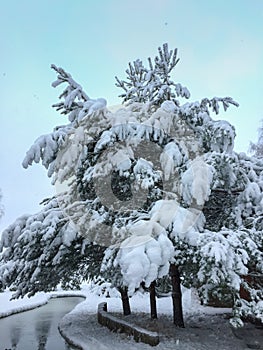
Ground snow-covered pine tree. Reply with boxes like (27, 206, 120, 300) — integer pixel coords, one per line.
(0, 189, 4, 220)
(0, 44, 262, 327)
(249, 119, 263, 158)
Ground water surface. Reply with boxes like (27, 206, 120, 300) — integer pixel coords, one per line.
(0, 296, 84, 350)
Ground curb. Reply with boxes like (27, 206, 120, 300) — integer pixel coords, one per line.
(97, 302, 159, 346)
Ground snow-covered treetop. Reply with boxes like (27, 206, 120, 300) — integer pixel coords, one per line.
(115, 43, 190, 105)
(115, 43, 239, 113)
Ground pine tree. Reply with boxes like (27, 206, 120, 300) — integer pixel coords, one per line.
(0, 189, 4, 221)
(0, 44, 262, 327)
(249, 119, 263, 158)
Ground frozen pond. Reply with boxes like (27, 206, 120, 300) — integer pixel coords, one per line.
(0, 296, 84, 350)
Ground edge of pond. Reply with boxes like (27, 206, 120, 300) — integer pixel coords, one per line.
(58, 324, 84, 350)
(0, 292, 86, 319)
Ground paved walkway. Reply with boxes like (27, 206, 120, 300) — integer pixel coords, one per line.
(59, 310, 263, 350)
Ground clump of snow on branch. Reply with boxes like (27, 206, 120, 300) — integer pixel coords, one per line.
(181, 157, 213, 206)
(105, 219, 174, 294)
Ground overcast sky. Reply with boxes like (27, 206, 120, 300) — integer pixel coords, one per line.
(0, 0, 263, 232)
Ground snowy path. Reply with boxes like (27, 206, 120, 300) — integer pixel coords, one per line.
(59, 305, 263, 350)
(58, 289, 263, 350)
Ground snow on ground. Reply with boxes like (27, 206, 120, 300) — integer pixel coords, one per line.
(0, 284, 196, 318)
(58, 287, 235, 350)
(0, 285, 262, 350)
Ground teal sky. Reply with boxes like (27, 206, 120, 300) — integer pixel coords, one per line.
(1, 0, 263, 230)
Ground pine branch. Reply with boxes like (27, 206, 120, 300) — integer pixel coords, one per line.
(155, 43, 180, 77)
(51, 64, 89, 115)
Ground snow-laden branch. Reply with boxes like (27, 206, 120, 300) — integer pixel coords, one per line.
(22, 65, 107, 178)
(51, 64, 107, 123)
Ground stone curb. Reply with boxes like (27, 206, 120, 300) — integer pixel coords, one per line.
(97, 302, 160, 346)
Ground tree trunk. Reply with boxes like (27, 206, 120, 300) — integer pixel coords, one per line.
(169, 263, 185, 327)
(149, 280, 157, 319)
(119, 286, 131, 315)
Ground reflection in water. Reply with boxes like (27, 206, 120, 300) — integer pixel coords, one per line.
(0, 296, 84, 350)
(35, 318, 51, 350)
(11, 321, 21, 349)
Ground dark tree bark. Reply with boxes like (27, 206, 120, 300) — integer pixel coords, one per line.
(149, 280, 157, 319)
(119, 286, 131, 315)
(169, 263, 185, 327)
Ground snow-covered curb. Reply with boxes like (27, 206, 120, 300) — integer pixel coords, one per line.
(97, 302, 160, 346)
(58, 320, 89, 350)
